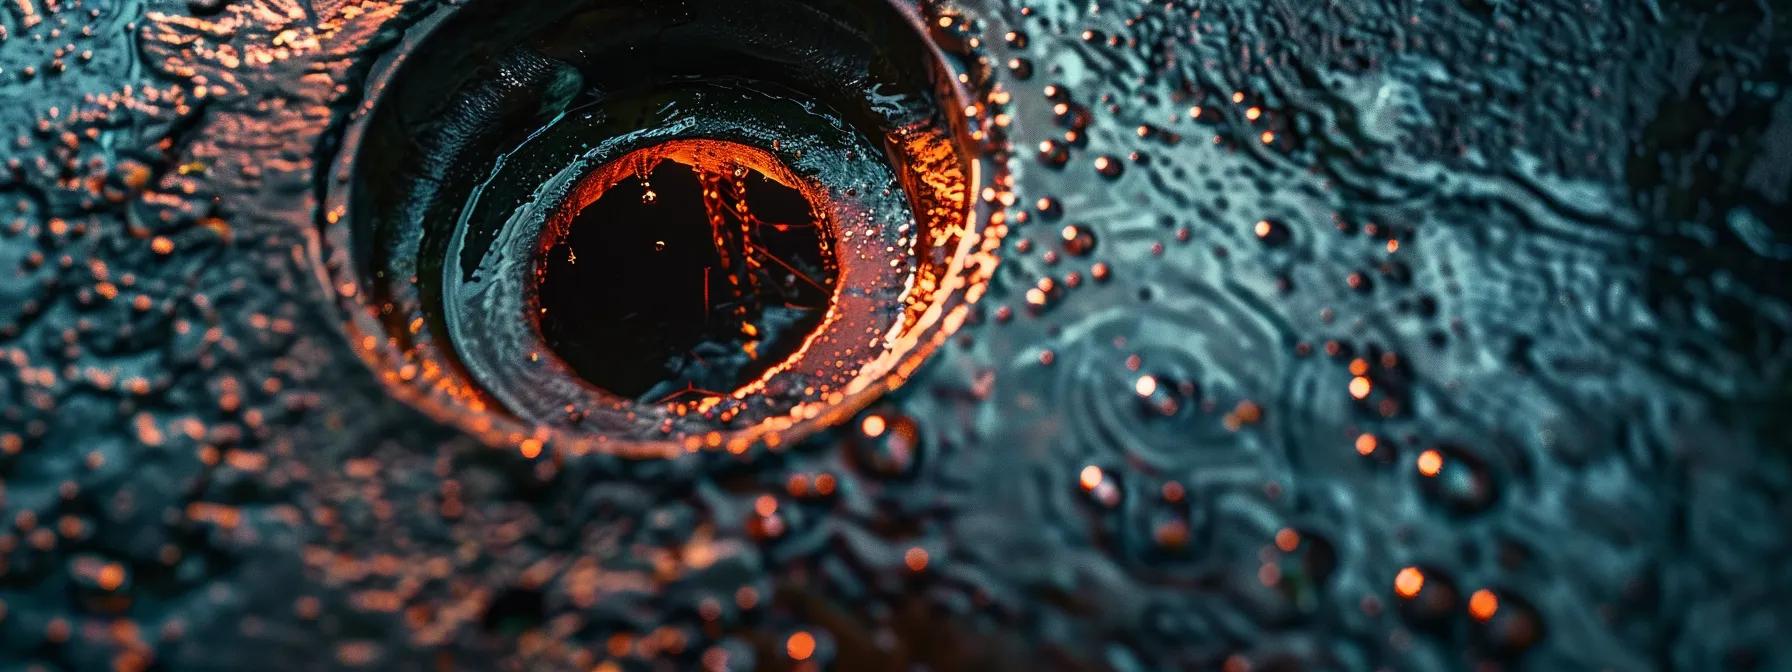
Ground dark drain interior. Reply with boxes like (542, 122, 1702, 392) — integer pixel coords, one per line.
(536, 156, 835, 402)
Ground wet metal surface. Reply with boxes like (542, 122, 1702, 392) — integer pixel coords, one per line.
(0, 0, 1787, 670)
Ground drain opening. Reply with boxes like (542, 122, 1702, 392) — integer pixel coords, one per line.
(536, 142, 836, 402)
(324, 0, 1000, 454)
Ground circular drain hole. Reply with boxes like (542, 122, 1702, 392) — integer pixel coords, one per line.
(535, 142, 836, 403)
(321, 0, 1002, 455)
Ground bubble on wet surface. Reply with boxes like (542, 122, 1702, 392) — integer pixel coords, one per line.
(0, 0, 1788, 669)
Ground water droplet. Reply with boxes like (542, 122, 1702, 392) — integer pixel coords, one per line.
(1060, 225, 1096, 256)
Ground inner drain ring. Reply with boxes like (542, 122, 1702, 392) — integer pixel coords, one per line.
(444, 132, 909, 445)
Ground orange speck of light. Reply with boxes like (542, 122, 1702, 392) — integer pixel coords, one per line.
(1349, 358, 1370, 375)
(1275, 528, 1300, 552)
(1395, 566, 1425, 598)
(1260, 131, 1276, 144)
(518, 439, 542, 459)
(1232, 400, 1263, 424)
(905, 547, 929, 572)
(1416, 449, 1444, 477)
(1134, 375, 1158, 397)
(754, 495, 778, 517)
(1355, 433, 1378, 456)
(1254, 220, 1272, 238)
(1079, 465, 1103, 490)
(97, 563, 124, 590)
(786, 632, 816, 661)
(860, 415, 886, 438)
(1469, 589, 1499, 621)
(1161, 481, 1185, 502)
(1348, 376, 1372, 399)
